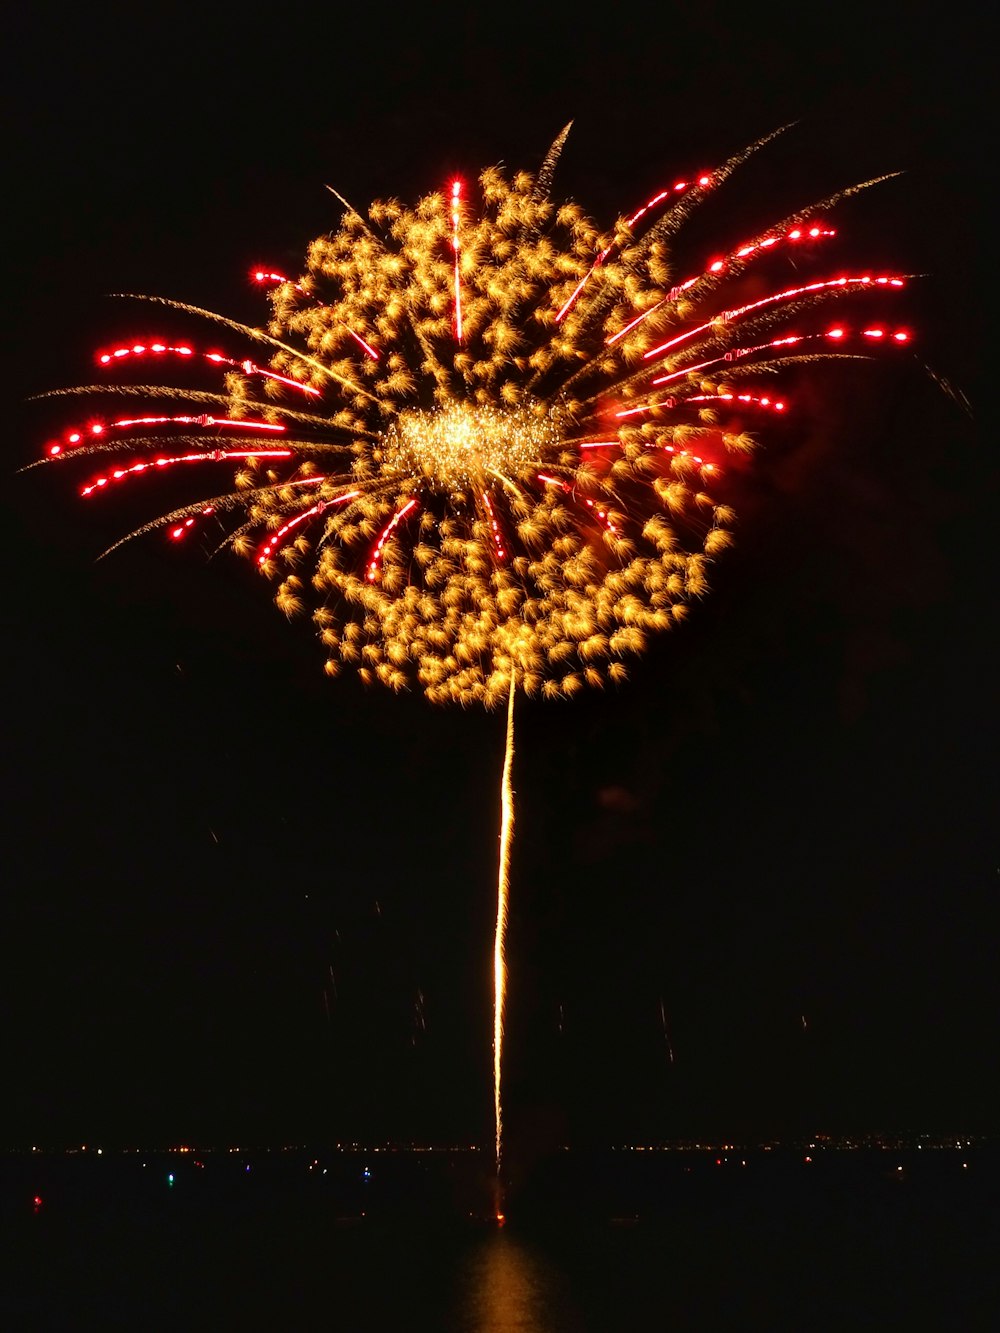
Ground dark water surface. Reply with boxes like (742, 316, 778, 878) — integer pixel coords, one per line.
(3, 1148, 996, 1330)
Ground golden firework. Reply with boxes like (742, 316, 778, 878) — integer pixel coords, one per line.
(243, 141, 764, 704)
(41, 127, 907, 709)
(43, 127, 912, 709)
(38, 126, 911, 1206)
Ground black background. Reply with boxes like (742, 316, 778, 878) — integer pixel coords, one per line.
(3, 3, 992, 1153)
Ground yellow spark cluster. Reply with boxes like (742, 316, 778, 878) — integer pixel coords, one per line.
(381, 402, 560, 492)
(244, 143, 752, 704)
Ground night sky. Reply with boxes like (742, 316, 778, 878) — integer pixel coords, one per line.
(4, 4, 992, 1153)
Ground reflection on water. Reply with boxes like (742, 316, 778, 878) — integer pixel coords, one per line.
(8, 1151, 990, 1331)
(453, 1231, 585, 1333)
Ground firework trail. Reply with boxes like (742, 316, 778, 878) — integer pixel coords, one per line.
(659, 996, 676, 1064)
(37, 126, 910, 1211)
(494, 671, 516, 1191)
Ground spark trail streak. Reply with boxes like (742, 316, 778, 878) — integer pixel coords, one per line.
(494, 670, 516, 1214)
(451, 180, 464, 343)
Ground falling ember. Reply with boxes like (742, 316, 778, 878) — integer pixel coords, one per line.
(38, 125, 914, 1199)
(659, 996, 676, 1064)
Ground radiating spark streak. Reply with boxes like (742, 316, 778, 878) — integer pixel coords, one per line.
(726, 276, 905, 319)
(81, 449, 294, 495)
(251, 269, 306, 294)
(326, 182, 449, 382)
(43, 430, 345, 463)
(567, 134, 797, 370)
(243, 362, 320, 394)
(481, 491, 507, 560)
(643, 129, 796, 259)
(557, 261, 602, 323)
(642, 275, 906, 361)
(611, 393, 786, 420)
(531, 122, 573, 203)
(50, 413, 287, 453)
(624, 173, 712, 229)
(97, 475, 348, 559)
(254, 269, 380, 361)
(684, 393, 787, 412)
(605, 226, 836, 348)
(365, 498, 419, 582)
(657, 348, 780, 387)
(98, 341, 321, 395)
(555, 174, 713, 325)
(494, 670, 516, 1193)
(554, 251, 611, 323)
(343, 327, 380, 361)
(581, 496, 619, 534)
(538, 472, 617, 530)
(169, 504, 218, 541)
(922, 364, 973, 419)
(678, 224, 837, 291)
(605, 300, 666, 347)
(111, 414, 286, 433)
(324, 184, 376, 236)
(553, 139, 843, 401)
(484, 467, 528, 506)
(257, 489, 359, 564)
(646, 326, 909, 387)
(114, 294, 379, 401)
(36, 385, 372, 438)
(451, 180, 464, 344)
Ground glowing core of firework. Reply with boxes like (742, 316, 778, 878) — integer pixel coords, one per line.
(382, 401, 560, 492)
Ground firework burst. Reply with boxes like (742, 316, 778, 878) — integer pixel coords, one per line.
(40, 124, 909, 706)
(37, 124, 911, 1207)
